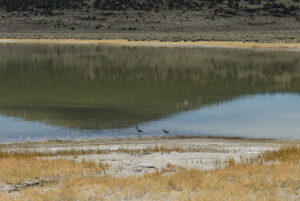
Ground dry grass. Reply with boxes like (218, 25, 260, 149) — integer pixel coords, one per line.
(259, 145, 300, 164)
(0, 157, 107, 184)
(2, 38, 300, 50)
(118, 145, 228, 154)
(0, 145, 227, 158)
(0, 149, 108, 158)
(1, 164, 299, 201)
(0, 146, 299, 201)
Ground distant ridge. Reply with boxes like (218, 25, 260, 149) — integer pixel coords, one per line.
(0, 0, 298, 16)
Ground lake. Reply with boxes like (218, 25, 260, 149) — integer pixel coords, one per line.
(0, 43, 300, 142)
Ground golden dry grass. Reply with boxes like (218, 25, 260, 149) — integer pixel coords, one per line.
(0, 145, 227, 158)
(259, 145, 300, 163)
(1, 163, 299, 201)
(0, 146, 299, 201)
(0, 149, 108, 158)
(1, 39, 300, 51)
(0, 157, 107, 184)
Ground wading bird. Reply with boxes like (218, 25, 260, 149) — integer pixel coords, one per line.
(136, 126, 143, 137)
(163, 129, 170, 135)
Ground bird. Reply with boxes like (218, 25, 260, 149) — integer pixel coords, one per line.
(136, 126, 143, 137)
(163, 129, 170, 135)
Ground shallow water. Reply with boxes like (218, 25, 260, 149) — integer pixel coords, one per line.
(0, 44, 300, 142)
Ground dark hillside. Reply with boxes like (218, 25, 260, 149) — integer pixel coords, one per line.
(0, 0, 85, 11)
(93, 0, 298, 17)
(1, 0, 298, 15)
(0, 0, 299, 41)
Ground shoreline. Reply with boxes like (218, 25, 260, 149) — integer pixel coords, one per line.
(1, 38, 300, 51)
(0, 135, 297, 146)
(1, 136, 299, 176)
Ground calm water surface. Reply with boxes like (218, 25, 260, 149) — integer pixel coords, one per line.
(0, 44, 299, 142)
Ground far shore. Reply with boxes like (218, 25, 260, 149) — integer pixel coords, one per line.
(1, 38, 300, 51)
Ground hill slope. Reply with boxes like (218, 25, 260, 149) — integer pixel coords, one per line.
(0, 0, 299, 41)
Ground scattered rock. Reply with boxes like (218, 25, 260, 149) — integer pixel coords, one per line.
(139, 163, 156, 168)
(0, 178, 55, 193)
(25, 179, 42, 187)
(0, 183, 17, 192)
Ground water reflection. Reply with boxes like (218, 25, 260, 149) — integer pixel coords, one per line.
(0, 44, 299, 141)
(138, 93, 300, 139)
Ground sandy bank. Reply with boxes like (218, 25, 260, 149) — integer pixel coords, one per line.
(1, 38, 300, 51)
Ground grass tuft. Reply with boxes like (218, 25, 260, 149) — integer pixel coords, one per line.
(259, 145, 300, 163)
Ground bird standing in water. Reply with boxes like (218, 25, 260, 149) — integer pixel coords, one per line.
(136, 126, 143, 137)
(163, 129, 170, 136)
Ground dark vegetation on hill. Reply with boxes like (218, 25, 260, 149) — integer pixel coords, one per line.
(0, 0, 85, 11)
(93, 0, 298, 17)
(0, 0, 298, 17)
(0, 0, 299, 40)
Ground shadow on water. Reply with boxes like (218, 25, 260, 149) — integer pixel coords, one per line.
(0, 44, 300, 139)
